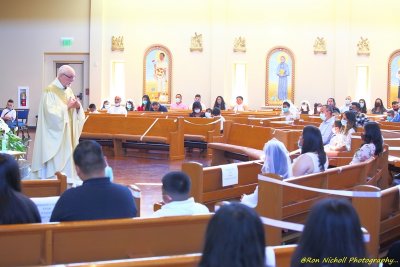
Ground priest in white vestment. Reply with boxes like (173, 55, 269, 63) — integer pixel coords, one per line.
(32, 65, 85, 185)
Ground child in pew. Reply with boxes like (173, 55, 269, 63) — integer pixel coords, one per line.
(291, 198, 367, 267)
(350, 121, 383, 164)
(152, 171, 209, 217)
(0, 153, 41, 224)
(292, 125, 328, 176)
(241, 138, 292, 208)
(199, 202, 266, 267)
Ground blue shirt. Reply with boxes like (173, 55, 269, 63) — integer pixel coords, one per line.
(50, 177, 137, 222)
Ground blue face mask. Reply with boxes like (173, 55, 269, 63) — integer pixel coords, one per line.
(142, 100, 148, 105)
(387, 116, 392, 121)
(341, 119, 347, 126)
(105, 166, 114, 182)
(297, 140, 302, 150)
(282, 107, 289, 113)
(320, 113, 326, 121)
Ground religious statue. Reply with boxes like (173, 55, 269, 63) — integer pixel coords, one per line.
(233, 37, 246, 52)
(190, 32, 203, 52)
(357, 37, 370, 55)
(313, 37, 327, 54)
(112, 36, 124, 52)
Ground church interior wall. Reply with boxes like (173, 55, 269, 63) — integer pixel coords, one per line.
(1, 0, 399, 125)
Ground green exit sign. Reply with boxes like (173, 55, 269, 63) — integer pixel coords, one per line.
(61, 37, 73, 47)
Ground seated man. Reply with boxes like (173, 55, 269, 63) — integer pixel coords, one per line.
(150, 101, 168, 112)
(170, 93, 188, 110)
(50, 140, 137, 222)
(190, 94, 207, 111)
(1, 99, 16, 129)
(319, 105, 335, 145)
(107, 96, 127, 115)
(153, 171, 209, 217)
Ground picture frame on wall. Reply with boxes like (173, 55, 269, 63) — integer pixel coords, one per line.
(17, 86, 29, 108)
(143, 44, 172, 104)
(387, 49, 400, 106)
(265, 47, 295, 107)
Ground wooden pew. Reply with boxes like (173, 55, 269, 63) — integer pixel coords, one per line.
(378, 185, 400, 251)
(182, 117, 221, 153)
(256, 159, 381, 256)
(208, 122, 275, 165)
(81, 116, 184, 160)
(0, 215, 211, 266)
(21, 172, 67, 197)
(266, 244, 297, 267)
(182, 160, 262, 211)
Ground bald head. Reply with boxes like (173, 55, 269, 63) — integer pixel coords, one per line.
(57, 65, 76, 88)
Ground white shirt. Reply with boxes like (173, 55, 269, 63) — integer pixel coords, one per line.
(1, 108, 16, 121)
(152, 197, 209, 217)
(107, 105, 127, 115)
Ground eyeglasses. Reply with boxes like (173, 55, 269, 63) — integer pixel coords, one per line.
(63, 73, 75, 80)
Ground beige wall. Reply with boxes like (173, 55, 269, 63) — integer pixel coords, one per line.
(1, 0, 399, 125)
(0, 0, 90, 125)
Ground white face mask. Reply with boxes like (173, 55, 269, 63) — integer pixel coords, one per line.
(176, 98, 181, 103)
(104, 104, 110, 109)
(205, 112, 212, 118)
(360, 102, 365, 108)
(127, 104, 132, 109)
(301, 105, 307, 110)
(317, 107, 322, 112)
(345, 99, 351, 105)
(194, 109, 201, 113)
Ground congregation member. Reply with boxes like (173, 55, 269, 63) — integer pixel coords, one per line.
(88, 103, 99, 113)
(291, 198, 367, 267)
(50, 140, 137, 222)
(0, 99, 16, 129)
(371, 98, 387, 114)
(328, 110, 357, 151)
(351, 102, 369, 127)
(170, 93, 188, 110)
(241, 138, 292, 208)
(350, 121, 383, 164)
(32, 65, 85, 185)
(150, 101, 168, 112)
(137, 95, 152, 111)
(198, 203, 265, 267)
(281, 100, 299, 121)
(100, 100, 110, 111)
(125, 99, 134, 111)
(391, 101, 399, 114)
(231, 96, 249, 112)
(205, 108, 212, 118)
(318, 105, 335, 145)
(313, 102, 323, 115)
(107, 96, 127, 115)
(326, 120, 342, 149)
(386, 109, 396, 122)
(299, 100, 312, 114)
(339, 95, 352, 113)
(326, 97, 340, 114)
(211, 107, 225, 132)
(152, 171, 209, 217)
(213, 96, 226, 111)
(293, 125, 328, 176)
(0, 153, 41, 224)
(359, 98, 367, 114)
(190, 94, 207, 111)
(189, 101, 205, 117)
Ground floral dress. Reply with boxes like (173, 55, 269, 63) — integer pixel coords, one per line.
(350, 143, 376, 164)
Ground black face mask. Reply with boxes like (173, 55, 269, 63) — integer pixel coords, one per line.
(394, 107, 399, 111)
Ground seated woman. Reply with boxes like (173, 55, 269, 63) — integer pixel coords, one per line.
(125, 99, 134, 111)
(199, 203, 265, 267)
(299, 100, 312, 115)
(327, 110, 357, 152)
(293, 125, 328, 176)
(291, 198, 367, 267)
(100, 100, 110, 111)
(0, 153, 41, 224)
(241, 138, 292, 208)
(137, 95, 151, 111)
(281, 100, 299, 121)
(189, 101, 205, 117)
(213, 96, 226, 111)
(205, 108, 212, 118)
(371, 98, 387, 114)
(350, 121, 383, 164)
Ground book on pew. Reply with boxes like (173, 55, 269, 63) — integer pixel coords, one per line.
(31, 196, 59, 223)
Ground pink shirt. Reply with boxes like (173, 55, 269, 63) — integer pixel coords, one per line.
(170, 102, 188, 110)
